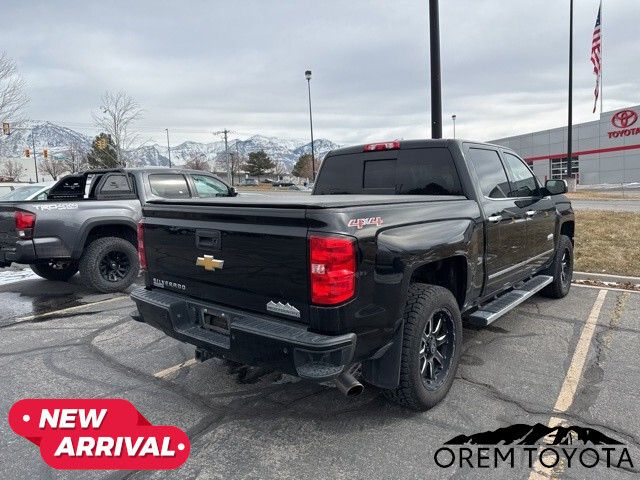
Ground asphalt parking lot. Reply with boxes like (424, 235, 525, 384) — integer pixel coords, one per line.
(1, 273, 639, 479)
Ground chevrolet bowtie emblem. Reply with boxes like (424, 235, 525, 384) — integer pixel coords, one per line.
(196, 255, 224, 271)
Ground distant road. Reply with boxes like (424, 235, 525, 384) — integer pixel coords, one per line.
(572, 199, 640, 213)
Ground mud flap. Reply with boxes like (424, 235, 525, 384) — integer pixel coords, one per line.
(361, 321, 404, 389)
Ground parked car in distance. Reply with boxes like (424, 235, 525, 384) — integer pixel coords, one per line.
(288, 184, 311, 192)
(0, 168, 236, 293)
(239, 178, 259, 186)
(272, 180, 294, 187)
(132, 139, 574, 411)
(0, 182, 22, 198)
(0, 182, 54, 201)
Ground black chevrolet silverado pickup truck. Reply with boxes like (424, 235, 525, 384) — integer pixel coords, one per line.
(131, 139, 574, 410)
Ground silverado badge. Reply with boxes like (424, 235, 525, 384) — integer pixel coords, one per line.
(196, 255, 224, 271)
(266, 301, 301, 318)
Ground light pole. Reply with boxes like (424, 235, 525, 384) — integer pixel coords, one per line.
(165, 129, 172, 167)
(429, 0, 443, 139)
(305, 70, 316, 181)
(452, 114, 457, 139)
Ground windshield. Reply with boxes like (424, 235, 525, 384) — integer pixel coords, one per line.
(1, 185, 43, 200)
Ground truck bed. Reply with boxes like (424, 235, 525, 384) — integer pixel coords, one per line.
(146, 194, 468, 209)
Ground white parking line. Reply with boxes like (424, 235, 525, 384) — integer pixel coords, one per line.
(14, 296, 126, 323)
(153, 359, 198, 379)
(528, 289, 608, 479)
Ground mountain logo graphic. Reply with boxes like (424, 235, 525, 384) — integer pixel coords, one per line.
(444, 422, 623, 446)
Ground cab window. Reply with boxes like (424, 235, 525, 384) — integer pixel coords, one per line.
(502, 152, 539, 197)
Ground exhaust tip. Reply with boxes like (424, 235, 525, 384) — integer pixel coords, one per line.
(335, 370, 364, 397)
(346, 383, 364, 397)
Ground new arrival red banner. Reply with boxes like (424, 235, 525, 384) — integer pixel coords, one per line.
(8, 399, 190, 470)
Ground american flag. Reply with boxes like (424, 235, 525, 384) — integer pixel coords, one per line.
(591, 2, 602, 113)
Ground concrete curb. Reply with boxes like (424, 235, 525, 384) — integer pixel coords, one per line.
(574, 271, 640, 285)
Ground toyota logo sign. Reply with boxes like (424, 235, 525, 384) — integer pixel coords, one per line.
(611, 109, 638, 129)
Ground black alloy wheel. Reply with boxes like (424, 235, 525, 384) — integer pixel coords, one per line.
(98, 250, 131, 283)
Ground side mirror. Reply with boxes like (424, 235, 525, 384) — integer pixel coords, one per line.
(545, 179, 567, 195)
(228, 186, 238, 197)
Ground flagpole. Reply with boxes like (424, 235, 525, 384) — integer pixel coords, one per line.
(567, 0, 574, 189)
(600, 0, 604, 114)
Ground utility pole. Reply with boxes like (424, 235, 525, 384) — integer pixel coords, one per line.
(305, 70, 316, 181)
(165, 129, 172, 167)
(213, 129, 233, 184)
(566, 0, 574, 189)
(429, 0, 443, 139)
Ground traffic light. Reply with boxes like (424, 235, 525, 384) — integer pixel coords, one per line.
(24, 148, 30, 158)
(43, 148, 48, 159)
(2, 122, 9, 135)
(96, 137, 108, 150)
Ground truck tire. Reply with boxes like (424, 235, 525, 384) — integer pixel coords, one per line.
(540, 234, 573, 299)
(30, 260, 79, 282)
(79, 237, 139, 293)
(384, 284, 462, 411)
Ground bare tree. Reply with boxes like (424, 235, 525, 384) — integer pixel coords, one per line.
(62, 139, 89, 173)
(184, 152, 210, 171)
(0, 52, 29, 123)
(39, 157, 67, 180)
(93, 91, 142, 167)
(273, 160, 287, 179)
(217, 151, 244, 185)
(0, 159, 26, 181)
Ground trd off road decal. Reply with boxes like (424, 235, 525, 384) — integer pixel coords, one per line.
(347, 217, 383, 229)
(433, 423, 634, 471)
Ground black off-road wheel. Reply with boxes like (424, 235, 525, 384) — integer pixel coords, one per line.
(540, 234, 573, 299)
(383, 284, 462, 411)
(79, 236, 139, 293)
(30, 260, 79, 282)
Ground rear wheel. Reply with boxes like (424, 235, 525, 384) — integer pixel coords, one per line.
(383, 284, 462, 411)
(540, 234, 573, 299)
(30, 260, 79, 282)
(79, 236, 139, 293)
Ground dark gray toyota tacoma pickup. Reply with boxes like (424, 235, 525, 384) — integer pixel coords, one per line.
(131, 139, 574, 410)
(0, 168, 236, 292)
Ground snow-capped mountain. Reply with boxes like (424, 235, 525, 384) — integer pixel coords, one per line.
(0, 121, 340, 172)
(0, 121, 90, 158)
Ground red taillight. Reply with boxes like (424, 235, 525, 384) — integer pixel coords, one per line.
(309, 235, 356, 305)
(137, 220, 147, 270)
(363, 141, 400, 152)
(15, 211, 36, 239)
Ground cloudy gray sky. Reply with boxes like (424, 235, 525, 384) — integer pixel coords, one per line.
(1, 0, 638, 146)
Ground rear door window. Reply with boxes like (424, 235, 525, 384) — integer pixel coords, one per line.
(148, 174, 191, 199)
(468, 148, 511, 199)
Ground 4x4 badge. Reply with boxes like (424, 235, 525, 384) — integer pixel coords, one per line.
(266, 301, 300, 318)
(196, 255, 224, 271)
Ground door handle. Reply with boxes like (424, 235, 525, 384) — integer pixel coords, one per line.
(487, 215, 502, 223)
(525, 210, 536, 217)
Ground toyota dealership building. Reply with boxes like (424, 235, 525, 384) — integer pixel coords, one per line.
(491, 104, 640, 185)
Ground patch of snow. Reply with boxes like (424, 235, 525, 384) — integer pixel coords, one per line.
(0, 269, 40, 286)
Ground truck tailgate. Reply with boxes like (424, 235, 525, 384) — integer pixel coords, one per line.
(143, 204, 311, 323)
(0, 205, 19, 249)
